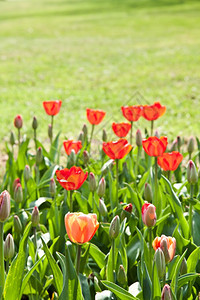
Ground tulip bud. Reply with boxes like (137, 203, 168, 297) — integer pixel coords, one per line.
(170, 140, 177, 152)
(69, 149, 76, 165)
(48, 124, 53, 140)
(102, 129, 107, 142)
(187, 137, 195, 155)
(31, 206, 40, 227)
(83, 150, 89, 165)
(154, 248, 166, 279)
(24, 165, 31, 182)
(99, 199, 107, 217)
(13, 178, 21, 193)
(136, 129, 142, 147)
(142, 202, 156, 227)
(82, 124, 88, 140)
(4, 233, 15, 261)
(36, 147, 43, 166)
(109, 215, 120, 239)
(124, 203, 133, 213)
(144, 183, 153, 203)
(32, 116, 38, 130)
(154, 130, 160, 138)
(97, 177, 106, 198)
(187, 160, 198, 184)
(50, 178, 56, 198)
(161, 284, 172, 300)
(89, 172, 96, 192)
(14, 215, 22, 234)
(180, 257, 187, 275)
(10, 131, 15, 146)
(14, 183, 23, 204)
(14, 115, 23, 129)
(177, 136, 181, 151)
(78, 131, 84, 144)
(0, 190, 11, 222)
(117, 265, 127, 285)
(160, 236, 176, 263)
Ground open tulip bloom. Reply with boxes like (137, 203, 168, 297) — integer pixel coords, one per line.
(142, 102, 166, 135)
(112, 122, 131, 138)
(43, 100, 62, 143)
(63, 140, 82, 156)
(121, 105, 142, 144)
(157, 151, 183, 172)
(153, 235, 176, 263)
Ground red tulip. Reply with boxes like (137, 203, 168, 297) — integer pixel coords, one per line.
(157, 151, 183, 171)
(86, 108, 106, 125)
(65, 212, 99, 244)
(14, 115, 23, 129)
(121, 105, 142, 122)
(152, 235, 176, 263)
(142, 202, 156, 227)
(112, 122, 131, 138)
(142, 102, 166, 121)
(102, 139, 132, 160)
(56, 166, 88, 190)
(43, 100, 62, 116)
(142, 136, 168, 157)
(124, 203, 133, 213)
(63, 140, 82, 155)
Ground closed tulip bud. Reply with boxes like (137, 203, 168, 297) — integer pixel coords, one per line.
(161, 284, 172, 300)
(0, 190, 11, 222)
(31, 206, 40, 227)
(142, 202, 156, 227)
(24, 165, 31, 182)
(99, 199, 107, 217)
(78, 131, 84, 144)
(14, 215, 22, 234)
(136, 129, 142, 147)
(14, 183, 23, 204)
(50, 178, 56, 198)
(36, 147, 43, 166)
(180, 257, 187, 275)
(89, 172, 96, 192)
(124, 203, 133, 213)
(177, 136, 181, 151)
(14, 115, 23, 129)
(32, 116, 38, 130)
(187, 160, 198, 184)
(187, 137, 195, 155)
(154, 248, 166, 279)
(117, 265, 127, 285)
(83, 150, 89, 165)
(170, 140, 177, 152)
(102, 129, 107, 142)
(48, 124, 53, 139)
(97, 177, 106, 197)
(109, 215, 120, 239)
(69, 149, 76, 165)
(144, 183, 153, 202)
(154, 130, 160, 138)
(4, 234, 15, 261)
(82, 124, 88, 139)
(10, 131, 15, 146)
(13, 178, 21, 192)
(160, 236, 176, 263)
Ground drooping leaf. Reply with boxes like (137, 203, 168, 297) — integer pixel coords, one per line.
(102, 281, 139, 300)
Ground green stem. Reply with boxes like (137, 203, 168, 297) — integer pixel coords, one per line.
(70, 190, 73, 212)
(189, 184, 194, 239)
(18, 128, 21, 152)
(76, 244, 82, 275)
(34, 129, 37, 152)
(189, 153, 191, 160)
(112, 238, 115, 282)
(92, 191, 95, 213)
(0, 222, 5, 298)
(151, 120, 154, 136)
(130, 121, 133, 145)
(167, 170, 171, 181)
(51, 115, 54, 144)
(135, 146, 141, 181)
(116, 159, 119, 207)
(89, 124, 95, 154)
(149, 227, 152, 279)
(154, 157, 158, 208)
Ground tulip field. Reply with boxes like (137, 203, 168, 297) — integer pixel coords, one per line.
(0, 100, 200, 300)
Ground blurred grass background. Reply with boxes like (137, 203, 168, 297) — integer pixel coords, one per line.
(1, 0, 200, 145)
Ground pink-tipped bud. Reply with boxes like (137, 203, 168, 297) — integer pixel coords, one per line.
(13, 178, 21, 192)
(180, 257, 187, 275)
(32, 116, 38, 130)
(36, 147, 43, 165)
(144, 183, 153, 202)
(97, 177, 106, 197)
(187, 137, 195, 154)
(99, 199, 107, 217)
(102, 129, 107, 142)
(4, 233, 15, 261)
(154, 248, 166, 279)
(187, 160, 198, 184)
(83, 150, 89, 165)
(89, 172, 96, 192)
(14, 215, 22, 234)
(0, 190, 11, 222)
(136, 129, 142, 147)
(14, 115, 23, 129)
(142, 202, 156, 227)
(160, 235, 176, 263)
(161, 284, 172, 300)
(48, 124, 53, 139)
(14, 183, 23, 204)
(24, 165, 31, 182)
(31, 206, 40, 227)
(117, 265, 127, 285)
(50, 178, 56, 198)
(10, 131, 15, 146)
(124, 203, 133, 214)
(154, 130, 160, 138)
(109, 215, 120, 239)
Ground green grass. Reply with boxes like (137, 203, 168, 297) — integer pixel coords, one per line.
(1, 0, 200, 145)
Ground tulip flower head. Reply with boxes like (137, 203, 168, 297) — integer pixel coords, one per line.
(142, 202, 156, 227)
(112, 122, 131, 138)
(4, 234, 15, 261)
(187, 160, 198, 184)
(56, 166, 88, 191)
(102, 139, 132, 160)
(136, 129, 142, 147)
(124, 203, 133, 213)
(14, 115, 23, 129)
(65, 212, 99, 244)
(161, 284, 172, 300)
(43, 100, 62, 116)
(63, 140, 82, 155)
(86, 108, 106, 125)
(121, 105, 142, 122)
(142, 136, 168, 157)
(142, 102, 166, 121)
(157, 151, 183, 171)
(0, 190, 11, 223)
(153, 235, 176, 263)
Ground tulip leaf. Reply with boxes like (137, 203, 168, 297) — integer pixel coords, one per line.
(49, 131, 61, 162)
(17, 139, 30, 171)
(171, 249, 187, 295)
(3, 222, 32, 300)
(101, 280, 139, 300)
(152, 261, 161, 299)
(187, 247, 200, 273)
(38, 164, 59, 188)
(89, 243, 106, 269)
(178, 273, 199, 289)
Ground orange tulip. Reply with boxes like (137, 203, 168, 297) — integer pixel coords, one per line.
(86, 108, 106, 125)
(102, 139, 132, 160)
(142, 136, 168, 157)
(121, 105, 142, 122)
(43, 100, 62, 116)
(63, 140, 82, 155)
(56, 166, 88, 190)
(112, 122, 131, 138)
(142, 102, 166, 121)
(65, 212, 99, 244)
(157, 151, 183, 171)
(152, 235, 176, 263)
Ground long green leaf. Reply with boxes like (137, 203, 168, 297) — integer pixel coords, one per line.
(187, 247, 200, 273)
(171, 249, 187, 295)
(49, 131, 61, 162)
(152, 261, 161, 299)
(89, 243, 106, 269)
(178, 273, 199, 289)
(102, 280, 139, 300)
(38, 164, 59, 188)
